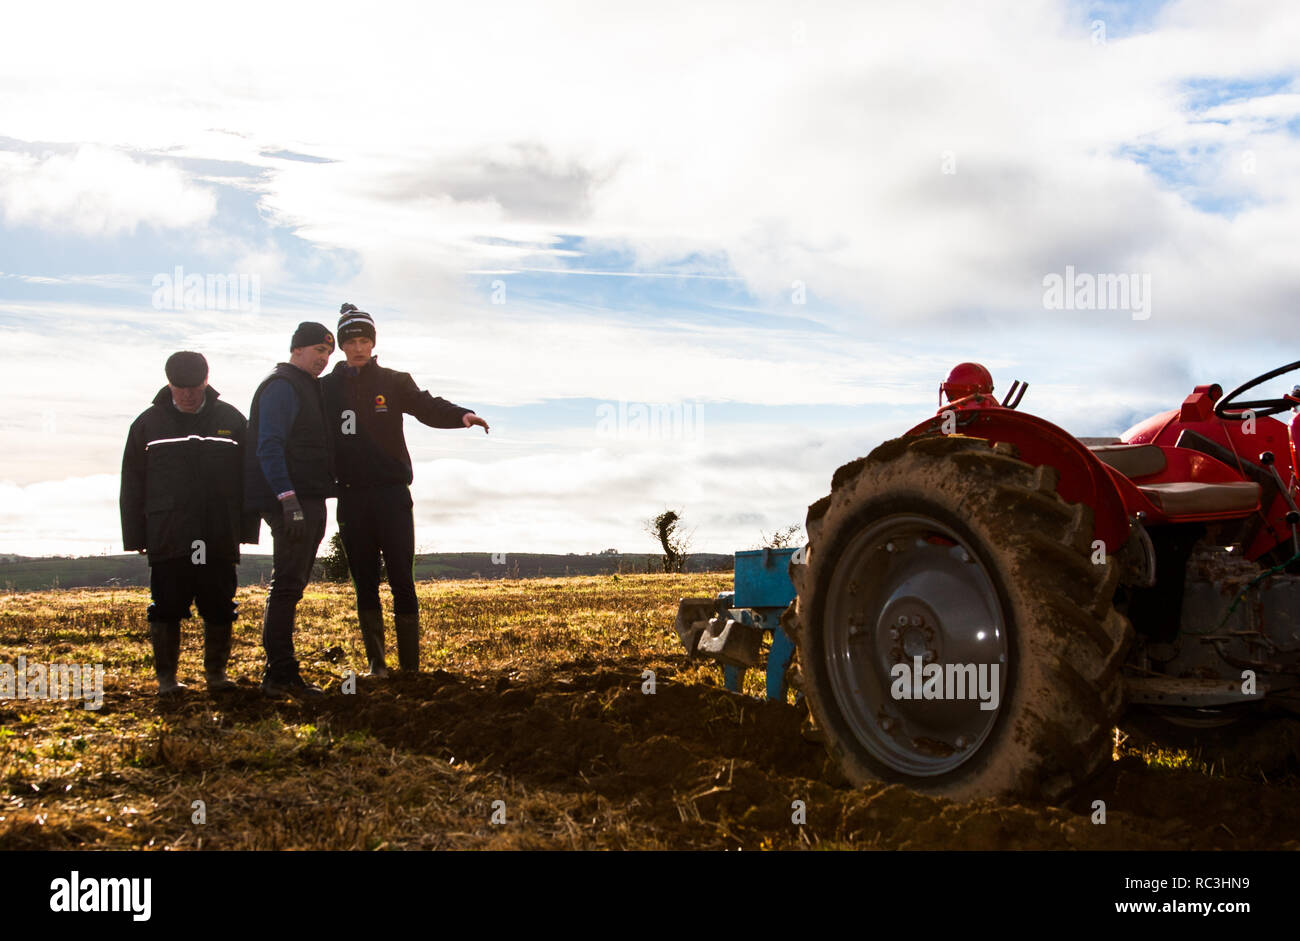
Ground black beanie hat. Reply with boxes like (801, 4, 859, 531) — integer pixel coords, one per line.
(291, 321, 335, 351)
(165, 351, 208, 387)
(337, 302, 376, 343)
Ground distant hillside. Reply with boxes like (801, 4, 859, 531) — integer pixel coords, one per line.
(0, 552, 734, 592)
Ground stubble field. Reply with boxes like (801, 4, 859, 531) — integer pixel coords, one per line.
(1, 573, 1298, 850)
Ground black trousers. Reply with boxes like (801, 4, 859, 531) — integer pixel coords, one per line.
(261, 496, 328, 679)
(148, 557, 238, 623)
(337, 484, 417, 615)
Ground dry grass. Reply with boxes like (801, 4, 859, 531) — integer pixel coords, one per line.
(0, 574, 741, 850)
(2, 574, 1298, 851)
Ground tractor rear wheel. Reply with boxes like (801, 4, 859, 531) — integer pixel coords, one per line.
(787, 434, 1133, 802)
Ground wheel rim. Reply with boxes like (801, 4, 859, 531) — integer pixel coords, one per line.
(822, 513, 1009, 777)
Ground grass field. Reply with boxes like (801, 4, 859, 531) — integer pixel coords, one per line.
(1, 574, 1298, 850)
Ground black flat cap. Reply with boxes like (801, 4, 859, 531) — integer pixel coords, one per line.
(165, 351, 208, 387)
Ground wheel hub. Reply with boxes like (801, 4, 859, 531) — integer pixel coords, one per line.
(884, 606, 940, 664)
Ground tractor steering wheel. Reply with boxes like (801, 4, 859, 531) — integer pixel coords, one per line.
(1215, 359, 1300, 421)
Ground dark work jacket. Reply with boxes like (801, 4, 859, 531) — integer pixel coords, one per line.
(320, 357, 471, 489)
(120, 386, 259, 565)
(244, 363, 337, 511)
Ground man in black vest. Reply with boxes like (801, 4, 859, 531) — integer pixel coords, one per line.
(244, 322, 337, 698)
(121, 351, 257, 694)
(321, 303, 489, 676)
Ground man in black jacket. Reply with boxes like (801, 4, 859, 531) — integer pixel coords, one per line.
(244, 322, 337, 698)
(121, 351, 257, 695)
(321, 303, 489, 676)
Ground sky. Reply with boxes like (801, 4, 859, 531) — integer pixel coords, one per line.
(1, 0, 1299, 558)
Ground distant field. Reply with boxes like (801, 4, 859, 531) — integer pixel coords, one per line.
(0, 552, 733, 592)
(1, 575, 1297, 850)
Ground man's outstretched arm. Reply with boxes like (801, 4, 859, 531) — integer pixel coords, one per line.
(399, 373, 488, 432)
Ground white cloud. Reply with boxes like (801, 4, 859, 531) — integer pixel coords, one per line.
(0, 1, 1296, 330)
(0, 474, 123, 558)
(0, 147, 216, 236)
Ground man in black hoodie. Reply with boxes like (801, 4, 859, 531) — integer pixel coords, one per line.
(321, 303, 489, 676)
(120, 351, 258, 694)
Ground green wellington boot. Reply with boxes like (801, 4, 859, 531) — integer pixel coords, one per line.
(203, 621, 238, 692)
(394, 612, 421, 673)
(149, 620, 188, 695)
(358, 609, 389, 678)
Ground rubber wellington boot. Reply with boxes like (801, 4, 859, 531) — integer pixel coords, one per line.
(149, 620, 188, 695)
(394, 613, 421, 673)
(358, 609, 389, 678)
(203, 621, 238, 692)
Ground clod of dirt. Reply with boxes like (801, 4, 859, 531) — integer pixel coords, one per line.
(618, 735, 695, 779)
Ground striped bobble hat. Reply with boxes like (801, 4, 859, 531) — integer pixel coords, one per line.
(337, 302, 376, 343)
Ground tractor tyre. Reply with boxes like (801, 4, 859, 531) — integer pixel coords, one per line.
(785, 434, 1133, 802)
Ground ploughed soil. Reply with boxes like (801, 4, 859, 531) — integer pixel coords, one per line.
(314, 662, 1300, 850)
(1, 577, 1298, 850)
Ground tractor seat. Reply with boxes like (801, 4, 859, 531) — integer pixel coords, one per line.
(1088, 443, 1167, 479)
(1136, 481, 1260, 516)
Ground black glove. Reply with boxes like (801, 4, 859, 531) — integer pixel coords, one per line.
(280, 493, 306, 543)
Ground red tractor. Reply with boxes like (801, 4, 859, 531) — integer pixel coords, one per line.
(787, 360, 1300, 801)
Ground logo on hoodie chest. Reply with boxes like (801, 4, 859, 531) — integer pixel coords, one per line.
(374, 394, 389, 414)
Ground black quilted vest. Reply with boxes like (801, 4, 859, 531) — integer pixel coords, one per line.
(244, 363, 337, 510)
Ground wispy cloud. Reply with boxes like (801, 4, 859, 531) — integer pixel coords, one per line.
(0, 147, 215, 236)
